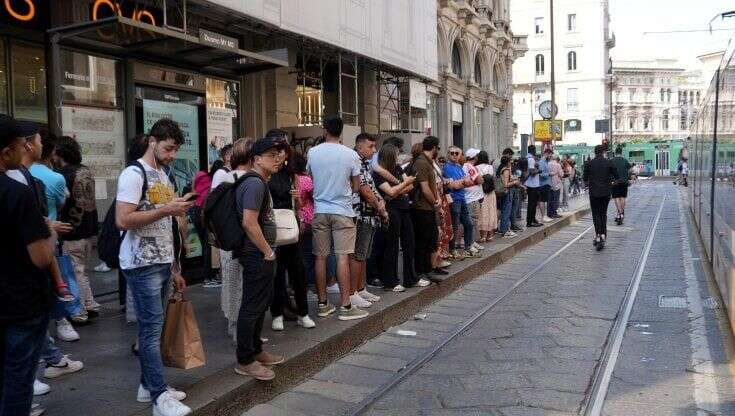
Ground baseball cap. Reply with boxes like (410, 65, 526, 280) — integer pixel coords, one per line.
(465, 148, 480, 159)
(0, 114, 23, 149)
(248, 136, 289, 160)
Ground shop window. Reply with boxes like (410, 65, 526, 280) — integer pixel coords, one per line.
(206, 78, 239, 166)
(0, 39, 6, 115)
(60, 50, 119, 108)
(11, 42, 47, 123)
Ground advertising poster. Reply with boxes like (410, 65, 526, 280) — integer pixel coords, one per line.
(142, 98, 202, 258)
(206, 107, 235, 167)
(60, 106, 125, 180)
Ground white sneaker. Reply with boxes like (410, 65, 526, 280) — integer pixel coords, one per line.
(472, 242, 485, 251)
(503, 231, 518, 239)
(358, 289, 381, 303)
(439, 260, 452, 268)
(469, 246, 479, 255)
(153, 390, 191, 416)
(271, 316, 284, 331)
(138, 385, 187, 403)
(542, 216, 553, 223)
(94, 262, 111, 272)
(417, 278, 431, 287)
(44, 355, 84, 379)
(390, 285, 406, 292)
(297, 315, 316, 329)
(33, 379, 50, 396)
(56, 319, 79, 342)
(30, 403, 45, 416)
(326, 283, 341, 294)
(349, 293, 372, 308)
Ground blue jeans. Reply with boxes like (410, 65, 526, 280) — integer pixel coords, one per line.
(548, 188, 560, 217)
(124, 263, 171, 403)
(499, 194, 513, 233)
(450, 201, 473, 250)
(40, 332, 63, 365)
(0, 312, 49, 416)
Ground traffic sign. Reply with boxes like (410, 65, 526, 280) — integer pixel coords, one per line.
(534, 119, 563, 141)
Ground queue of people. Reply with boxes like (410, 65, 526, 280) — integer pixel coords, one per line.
(1, 112, 589, 416)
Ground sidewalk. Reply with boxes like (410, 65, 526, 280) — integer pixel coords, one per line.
(39, 195, 591, 416)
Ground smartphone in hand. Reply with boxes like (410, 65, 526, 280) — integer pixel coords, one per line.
(184, 193, 199, 202)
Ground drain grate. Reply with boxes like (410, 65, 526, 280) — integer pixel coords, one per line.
(703, 297, 719, 310)
(658, 296, 687, 308)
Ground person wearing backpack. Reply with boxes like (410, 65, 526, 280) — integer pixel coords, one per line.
(498, 155, 520, 238)
(232, 136, 288, 381)
(115, 119, 195, 416)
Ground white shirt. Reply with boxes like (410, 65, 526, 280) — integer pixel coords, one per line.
(211, 168, 248, 189)
(462, 162, 484, 203)
(116, 159, 175, 270)
(524, 155, 540, 188)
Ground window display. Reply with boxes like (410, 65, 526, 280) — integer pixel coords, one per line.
(11, 42, 47, 123)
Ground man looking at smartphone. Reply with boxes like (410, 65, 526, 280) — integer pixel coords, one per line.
(115, 119, 194, 416)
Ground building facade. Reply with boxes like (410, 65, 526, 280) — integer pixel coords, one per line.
(429, 0, 527, 155)
(611, 59, 687, 143)
(511, 0, 614, 146)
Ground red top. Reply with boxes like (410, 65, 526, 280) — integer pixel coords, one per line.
(193, 171, 211, 207)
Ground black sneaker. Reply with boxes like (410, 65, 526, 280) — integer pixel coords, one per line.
(528, 222, 544, 228)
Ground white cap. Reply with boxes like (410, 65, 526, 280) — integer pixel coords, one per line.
(465, 148, 480, 159)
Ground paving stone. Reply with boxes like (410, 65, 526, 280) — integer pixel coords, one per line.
(337, 353, 409, 373)
(311, 363, 394, 388)
(356, 339, 425, 361)
(515, 388, 585, 413)
(292, 379, 373, 404)
(269, 391, 352, 415)
(241, 404, 310, 416)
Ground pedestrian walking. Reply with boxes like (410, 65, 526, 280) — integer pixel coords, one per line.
(583, 145, 619, 250)
(233, 136, 288, 381)
(116, 119, 194, 416)
(610, 146, 632, 225)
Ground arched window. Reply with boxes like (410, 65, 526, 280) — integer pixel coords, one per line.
(662, 109, 669, 130)
(660, 89, 665, 102)
(666, 88, 671, 102)
(629, 117, 635, 130)
(567, 51, 577, 71)
(451, 42, 462, 77)
(535, 54, 545, 75)
(474, 56, 482, 85)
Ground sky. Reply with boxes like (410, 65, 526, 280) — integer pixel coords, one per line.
(609, 0, 734, 70)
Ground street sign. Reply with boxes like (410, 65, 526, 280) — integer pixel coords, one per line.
(595, 119, 610, 133)
(534, 119, 563, 141)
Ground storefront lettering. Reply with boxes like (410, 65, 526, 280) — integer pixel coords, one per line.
(92, 0, 156, 26)
(4, 0, 35, 22)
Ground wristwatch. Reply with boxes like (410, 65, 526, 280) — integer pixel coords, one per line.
(264, 250, 276, 261)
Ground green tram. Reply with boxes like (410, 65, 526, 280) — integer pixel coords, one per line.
(554, 140, 687, 176)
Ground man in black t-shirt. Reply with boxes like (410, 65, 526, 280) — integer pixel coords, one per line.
(233, 137, 288, 382)
(0, 115, 56, 416)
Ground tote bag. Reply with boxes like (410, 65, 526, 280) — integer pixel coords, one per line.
(161, 295, 206, 369)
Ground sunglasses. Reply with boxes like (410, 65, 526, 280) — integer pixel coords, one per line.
(449, 151, 460, 156)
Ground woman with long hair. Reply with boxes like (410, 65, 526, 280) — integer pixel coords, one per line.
(374, 144, 428, 290)
(474, 151, 497, 242)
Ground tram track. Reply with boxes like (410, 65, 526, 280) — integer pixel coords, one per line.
(343, 188, 667, 416)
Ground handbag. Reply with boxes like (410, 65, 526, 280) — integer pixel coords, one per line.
(161, 294, 206, 369)
(50, 245, 84, 319)
(274, 208, 299, 247)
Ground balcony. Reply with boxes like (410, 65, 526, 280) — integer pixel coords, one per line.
(512, 35, 528, 58)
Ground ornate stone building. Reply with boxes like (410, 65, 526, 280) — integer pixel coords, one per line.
(431, 0, 527, 155)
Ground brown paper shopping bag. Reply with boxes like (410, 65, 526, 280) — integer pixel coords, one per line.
(161, 295, 206, 369)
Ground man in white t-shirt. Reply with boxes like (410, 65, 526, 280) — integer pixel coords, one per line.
(463, 148, 485, 253)
(115, 119, 195, 416)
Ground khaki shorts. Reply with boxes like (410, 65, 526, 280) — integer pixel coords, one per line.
(312, 213, 357, 257)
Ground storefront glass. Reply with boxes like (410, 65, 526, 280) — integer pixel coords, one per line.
(60, 50, 119, 107)
(426, 93, 437, 135)
(11, 42, 47, 123)
(0, 39, 7, 115)
(205, 78, 239, 166)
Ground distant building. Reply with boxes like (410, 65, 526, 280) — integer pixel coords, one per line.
(511, 0, 615, 146)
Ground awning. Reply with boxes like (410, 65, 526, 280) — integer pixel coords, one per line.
(48, 16, 288, 77)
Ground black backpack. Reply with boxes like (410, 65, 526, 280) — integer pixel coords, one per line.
(203, 172, 266, 251)
(481, 174, 495, 193)
(97, 161, 149, 269)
